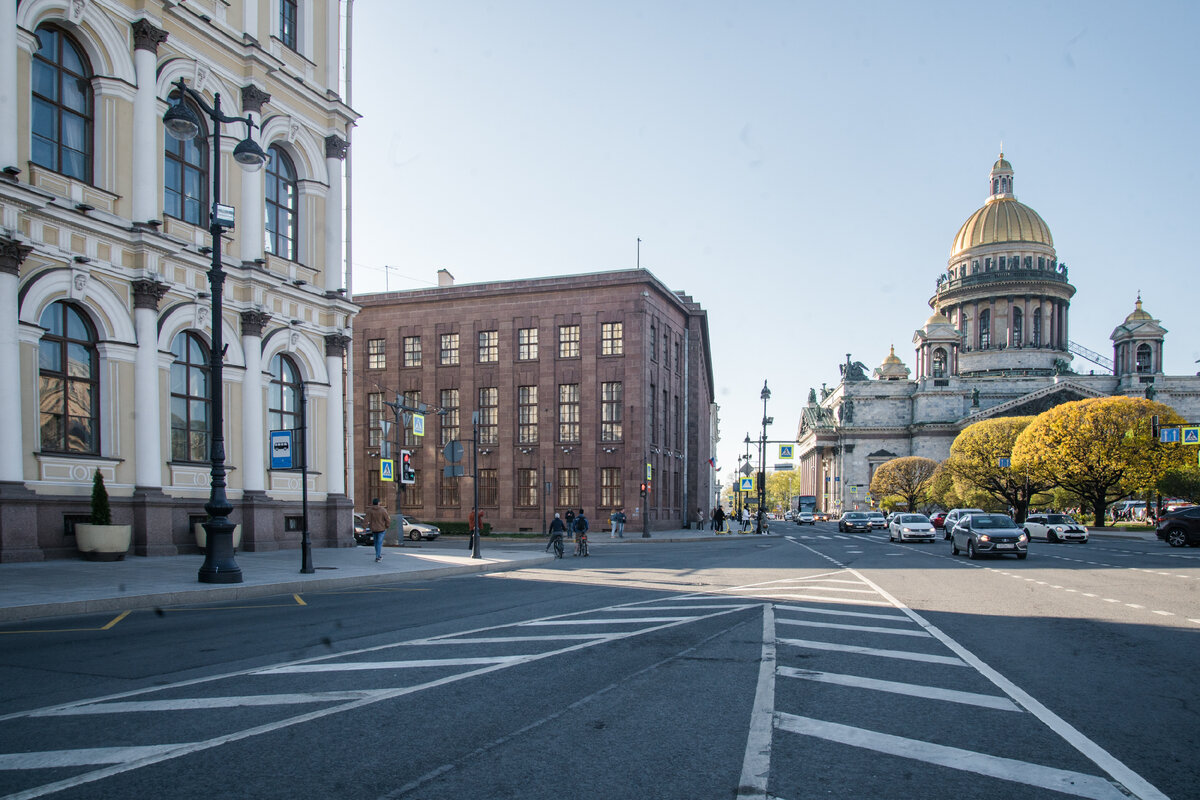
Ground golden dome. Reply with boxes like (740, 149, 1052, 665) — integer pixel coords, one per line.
(951, 197, 1053, 258)
(925, 310, 951, 326)
(1124, 298, 1153, 323)
(874, 345, 911, 380)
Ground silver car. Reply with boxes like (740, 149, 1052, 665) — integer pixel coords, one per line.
(888, 513, 935, 542)
(402, 515, 441, 541)
(950, 513, 1028, 560)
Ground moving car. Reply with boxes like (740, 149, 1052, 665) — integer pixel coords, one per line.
(867, 512, 887, 529)
(794, 511, 815, 525)
(1024, 513, 1088, 543)
(838, 511, 871, 533)
(930, 511, 948, 530)
(950, 513, 1028, 559)
(889, 513, 936, 542)
(1156, 506, 1200, 547)
(942, 508, 985, 539)
(814, 512, 830, 522)
(403, 515, 441, 541)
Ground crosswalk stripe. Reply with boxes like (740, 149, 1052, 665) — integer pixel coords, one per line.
(777, 667, 1020, 711)
(254, 656, 526, 674)
(522, 617, 688, 625)
(773, 604, 908, 622)
(777, 618, 930, 637)
(31, 691, 385, 716)
(412, 634, 607, 644)
(743, 593, 894, 607)
(777, 636, 966, 666)
(0, 745, 180, 770)
(774, 713, 1129, 800)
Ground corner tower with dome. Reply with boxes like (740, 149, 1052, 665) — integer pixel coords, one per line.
(794, 154, 1200, 516)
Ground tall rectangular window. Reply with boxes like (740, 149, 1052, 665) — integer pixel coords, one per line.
(439, 474, 460, 507)
(367, 468, 381, 501)
(367, 338, 386, 370)
(403, 336, 421, 367)
(674, 340, 682, 374)
(279, 0, 298, 50)
(440, 333, 459, 365)
(663, 331, 670, 370)
(518, 385, 538, 443)
(558, 325, 580, 358)
(518, 327, 538, 360)
(650, 324, 657, 361)
(557, 468, 579, 509)
(601, 382, 623, 441)
(649, 383, 657, 445)
(403, 390, 420, 446)
(674, 395, 682, 451)
(478, 468, 498, 506)
(368, 392, 383, 448)
(601, 468, 622, 508)
(478, 330, 498, 363)
(558, 383, 580, 443)
(440, 388, 459, 446)
(478, 387, 498, 445)
(662, 389, 669, 448)
(601, 322, 623, 355)
(516, 468, 538, 507)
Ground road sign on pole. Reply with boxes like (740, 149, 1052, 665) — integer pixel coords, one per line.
(412, 413, 425, 437)
(380, 459, 394, 482)
(270, 430, 293, 469)
(778, 444, 793, 459)
(1183, 426, 1199, 444)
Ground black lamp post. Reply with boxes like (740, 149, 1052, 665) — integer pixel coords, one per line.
(757, 380, 771, 534)
(164, 77, 267, 584)
(740, 433, 752, 523)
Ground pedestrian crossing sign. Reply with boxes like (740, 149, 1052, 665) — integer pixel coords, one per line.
(740, 477, 755, 492)
(380, 459, 394, 482)
(1183, 426, 1200, 444)
(779, 445, 794, 459)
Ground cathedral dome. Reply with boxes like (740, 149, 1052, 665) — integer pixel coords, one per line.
(1124, 298, 1153, 323)
(950, 154, 1054, 258)
(874, 345, 911, 381)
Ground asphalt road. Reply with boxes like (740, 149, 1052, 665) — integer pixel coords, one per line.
(1, 524, 1195, 799)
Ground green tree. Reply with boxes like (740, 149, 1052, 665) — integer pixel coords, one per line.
(766, 470, 800, 513)
(90, 471, 112, 526)
(1012, 397, 1189, 527)
(944, 417, 1052, 523)
(1158, 466, 1200, 505)
(868, 457, 938, 513)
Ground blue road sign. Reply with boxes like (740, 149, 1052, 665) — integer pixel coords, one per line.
(380, 459, 394, 482)
(740, 477, 755, 492)
(270, 430, 293, 469)
(779, 445, 794, 459)
(1183, 426, 1199, 444)
(998, 457, 1011, 468)
(1160, 428, 1181, 444)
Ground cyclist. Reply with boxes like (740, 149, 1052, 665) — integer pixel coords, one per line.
(573, 509, 590, 556)
(546, 513, 566, 558)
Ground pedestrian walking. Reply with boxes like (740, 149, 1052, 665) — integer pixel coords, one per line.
(714, 505, 726, 533)
(365, 498, 390, 563)
(709, 507, 716, 531)
(609, 508, 619, 538)
(615, 507, 626, 538)
(741, 506, 751, 532)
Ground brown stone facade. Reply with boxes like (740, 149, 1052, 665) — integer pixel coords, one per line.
(352, 270, 714, 532)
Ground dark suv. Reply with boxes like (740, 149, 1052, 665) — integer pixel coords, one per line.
(1156, 506, 1200, 547)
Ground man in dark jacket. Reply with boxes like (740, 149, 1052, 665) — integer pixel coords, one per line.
(546, 513, 566, 556)
(365, 498, 390, 563)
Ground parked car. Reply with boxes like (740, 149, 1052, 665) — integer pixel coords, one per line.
(942, 508, 985, 539)
(403, 515, 441, 541)
(353, 513, 371, 546)
(950, 513, 1028, 559)
(889, 513, 936, 542)
(794, 511, 815, 525)
(1024, 513, 1088, 543)
(838, 511, 871, 533)
(930, 511, 948, 530)
(1156, 506, 1200, 547)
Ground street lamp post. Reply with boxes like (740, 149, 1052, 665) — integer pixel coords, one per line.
(164, 78, 267, 584)
(757, 381, 772, 534)
(740, 433, 752, 523)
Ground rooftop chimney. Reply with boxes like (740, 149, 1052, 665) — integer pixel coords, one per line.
(437, 268, 455, 287)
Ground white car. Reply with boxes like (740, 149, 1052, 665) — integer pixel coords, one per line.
(888, 513, 936, 542)
(1023, 513, 1088, 543)
(402, 515, 441, 541)
(795, 511, 815, 525)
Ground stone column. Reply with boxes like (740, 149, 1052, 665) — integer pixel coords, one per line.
(131, 20, 168, 224)
(0, 0, 18, 171)
(0, 238, 32, 482)
(132, 279, 168, 487)
(240, 310, 270, 492)
(243, 0, 260, 41)
(325, 333, 350, 495)
(323, 135, 348, 291)
(239, 86, 271, 264)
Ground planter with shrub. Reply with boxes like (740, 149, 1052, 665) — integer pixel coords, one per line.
(75, 472, 131, 561)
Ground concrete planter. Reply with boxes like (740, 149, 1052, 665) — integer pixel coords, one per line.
(193, 523, 243, 552)
(75, 524, 132, 561)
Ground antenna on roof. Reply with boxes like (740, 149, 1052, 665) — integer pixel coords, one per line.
(636, 237, 641, 270)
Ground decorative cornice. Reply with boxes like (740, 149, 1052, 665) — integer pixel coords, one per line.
(324, 134, 349, 160)
(240, 309, 271, 337)
(241, 84, 271, 114)
(0, 237, 34, 276)
(131, 19, 169, 53)
(131, 279, 169, 310)
(325, 332, 351, 357)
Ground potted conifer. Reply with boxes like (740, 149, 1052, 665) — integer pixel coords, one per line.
(75, 472, 131, 561)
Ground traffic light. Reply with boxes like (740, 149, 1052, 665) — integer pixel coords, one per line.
(639, 482, 648, 497)
(1151, 415, 1160, 441)
(400, 450, 415, 484)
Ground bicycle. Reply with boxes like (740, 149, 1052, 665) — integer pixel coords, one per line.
(574, 531, 589, 557)
(548, 533, 564, 558)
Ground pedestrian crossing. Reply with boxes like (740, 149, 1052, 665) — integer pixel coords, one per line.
(733, 567, 1167, 800)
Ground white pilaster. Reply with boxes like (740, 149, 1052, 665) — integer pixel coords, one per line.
(132, 47, 158, 223)
(133, 303, 162, 486)
(0, 0, 17, 169)
(241, 312, 268, 491)
(324, 333, 349, 495)
(0, 270, 22, 481)
(243, 0, 260, 42)
(323, 153, 343, 290)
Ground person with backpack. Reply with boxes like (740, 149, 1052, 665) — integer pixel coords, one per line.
(564, 509, 575, 535)
(573, 509, 590, 556)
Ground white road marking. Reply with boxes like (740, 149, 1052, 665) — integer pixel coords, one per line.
(30, 691, 384, 716)
(739, 593, 894, 607)
(736, 604, 775, 800)
(777, 667, 1020, 711)
(255, 656, 527, 674)
(776, 617, 929, 638)
(0, 746, 180, 770)
(777, 637, 966, 666)
(773, 603, 908, 622)
(411, 634, 607, 644)
(775, 714, 1130, 800)
(522, 616, 688, 625)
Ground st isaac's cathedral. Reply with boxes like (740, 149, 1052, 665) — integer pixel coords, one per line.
(794, 155, 1200, 513)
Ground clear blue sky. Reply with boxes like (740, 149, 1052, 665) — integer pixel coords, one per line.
(349, 1, 1200, 479)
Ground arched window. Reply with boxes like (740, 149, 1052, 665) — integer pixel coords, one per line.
(265, 145, 298, 261)
(170, 331, 210, 462)
(1032, 309, 1042, 347)
(38, 301, 99, 453)
(164, 97, 208, 226)
(1135, 344, 1153, 374)
(1012, 308, 1023, 347)
(269, 353, 302, 437)
(979, 309, 991, 350)
(932, 348, 947, 378)
(31, 25, 93, 182)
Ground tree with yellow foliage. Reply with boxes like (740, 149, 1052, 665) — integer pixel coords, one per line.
(944, 417, 1053, 523)
(1012, 396, 1189, 526)
(869, 456, 938, 513)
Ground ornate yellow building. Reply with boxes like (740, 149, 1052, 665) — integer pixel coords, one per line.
(1, 0, 357, 561)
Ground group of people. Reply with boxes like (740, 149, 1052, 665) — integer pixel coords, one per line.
(547, 508, 591, 556)
(707, 505, 766, 534)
